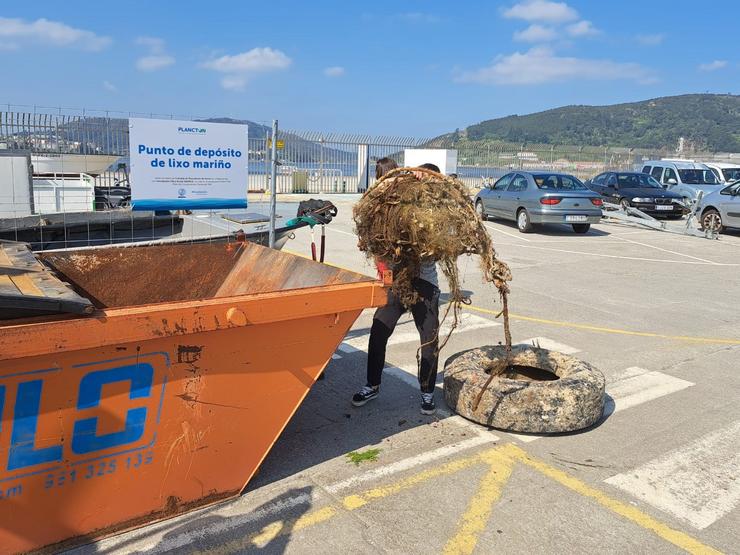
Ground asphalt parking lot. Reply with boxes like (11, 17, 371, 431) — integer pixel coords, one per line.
(79, 196, 740, 554)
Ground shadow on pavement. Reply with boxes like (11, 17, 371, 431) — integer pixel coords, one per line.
(100, 486, 315, 555)
(247, 351, 454, 490)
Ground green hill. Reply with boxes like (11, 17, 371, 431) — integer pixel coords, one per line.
(450, 94, 740, 152)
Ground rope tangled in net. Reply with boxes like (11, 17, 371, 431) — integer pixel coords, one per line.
(353, 167, 513, 406)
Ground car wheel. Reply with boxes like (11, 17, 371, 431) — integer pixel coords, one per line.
(516, 209, 534, 233)
(701, 209, 724, 232)
(475, 200, 487, 221)
(572, 223, 590, 234)
(619, 198, 630, 210)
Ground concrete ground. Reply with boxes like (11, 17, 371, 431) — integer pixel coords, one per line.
(77, 197, 740, 554)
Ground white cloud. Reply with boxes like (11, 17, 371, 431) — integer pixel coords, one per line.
(135, 36, 165, 52)
(456, 47, 652, 85)
(514, 24, 557, 42)
(503, 1, 578, 23)
(102, 80, 117, 92)
(0, 17, 110, 50)
(136, 54, 175, 72)
(566, 20, 599, 37)
(323, 66, 345, 77)
(201, 47, 292, 91)
(636, 33, 665, 46)
(220, 75, 248, 91)
(698, 60, 727, 72)
(202, 47, 291, 73)
(134, 36, 175, 72)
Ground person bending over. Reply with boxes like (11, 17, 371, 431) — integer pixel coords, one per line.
(352, 162, 442, 415)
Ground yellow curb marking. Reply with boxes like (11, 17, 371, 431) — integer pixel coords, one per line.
(342, 454, 481, 511)
(200, 444, 722, 555)
(443, 450, 515, 555)
(280, 251, 739, 346)
(465, 303, 740, 346)
(500, 443, 722, 555)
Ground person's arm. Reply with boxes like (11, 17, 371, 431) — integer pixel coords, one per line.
(375, 258, 389, 279)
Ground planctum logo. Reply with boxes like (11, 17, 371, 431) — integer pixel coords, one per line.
(177, 126, 207, 134)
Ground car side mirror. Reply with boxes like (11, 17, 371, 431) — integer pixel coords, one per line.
(667, 178, 677, 185)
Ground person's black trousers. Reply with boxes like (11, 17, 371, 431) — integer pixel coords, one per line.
(366, 279, 440, 394)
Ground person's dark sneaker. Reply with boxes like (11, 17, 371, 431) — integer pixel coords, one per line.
(352, 385, 379, 407)
(421, 392, 436, 415)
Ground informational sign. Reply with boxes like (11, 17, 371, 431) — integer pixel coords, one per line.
(266, 138, 285, 149)
(129, 118, 249, 210)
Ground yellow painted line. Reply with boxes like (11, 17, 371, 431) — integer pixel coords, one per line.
(443, 450, 514, 555)
(465, 303, 740, 346)
(500, 444, 723, 555)
(342, 453, 482, 510)
(277, 250, 739, 346)
(198, 507, 338, 554)
(197, 444, 720, 555)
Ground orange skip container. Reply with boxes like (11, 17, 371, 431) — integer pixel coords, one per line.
(0, 242, 386, 553)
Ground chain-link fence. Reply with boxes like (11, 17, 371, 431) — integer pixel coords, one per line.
(2, 106, 739, 250)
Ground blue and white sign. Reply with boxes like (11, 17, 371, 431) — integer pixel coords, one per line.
(129, 118, 249, 210)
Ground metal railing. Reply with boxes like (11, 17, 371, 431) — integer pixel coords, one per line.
(2, 106, 739, 251)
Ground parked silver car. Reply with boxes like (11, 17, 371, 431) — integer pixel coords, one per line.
(697, 181, 740, 232)
(474, 172, 603, 233)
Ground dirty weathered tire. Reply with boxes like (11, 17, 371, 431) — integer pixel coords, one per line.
(444, 345, 605, 433)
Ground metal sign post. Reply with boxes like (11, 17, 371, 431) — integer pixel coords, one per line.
(268, 119, 278, 248)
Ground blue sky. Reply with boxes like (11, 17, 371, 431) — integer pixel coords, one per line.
(0, 1, 737, 136)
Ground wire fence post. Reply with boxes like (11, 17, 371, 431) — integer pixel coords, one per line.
(268, 119, 278, 249)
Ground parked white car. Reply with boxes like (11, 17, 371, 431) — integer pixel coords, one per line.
(640, 159, 723, 204)
(702, 162, 740, 184)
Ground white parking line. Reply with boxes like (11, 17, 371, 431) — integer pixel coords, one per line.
(510, 366, 694, 443)
(327, 226, 356, 236)
(516, 337, 581, 354)
(484, 222, 532, 242)
(492, 243, 740, 266)
(602, 367, 694, 417)
(343, 312, 500, 350)
(615, 235, 719, 265)
(605, 420, 740, 529)
(325, 434, 495, 494)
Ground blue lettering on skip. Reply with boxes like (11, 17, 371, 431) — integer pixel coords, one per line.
(8, 380, 63, 471)
(71, 364, 154, 455)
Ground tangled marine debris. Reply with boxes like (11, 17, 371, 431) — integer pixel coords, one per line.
(353, 167, 513, 400)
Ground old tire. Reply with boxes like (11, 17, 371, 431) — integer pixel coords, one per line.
(444, 345, 605, 433)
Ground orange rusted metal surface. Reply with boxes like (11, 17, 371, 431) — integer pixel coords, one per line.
(0, 242, 385, 554)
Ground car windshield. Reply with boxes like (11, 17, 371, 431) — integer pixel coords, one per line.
(722, 168, 740, 182)
(677, 169, 719, 184)
(617, 173, 662, 188)
(533, 174, 586, 190)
